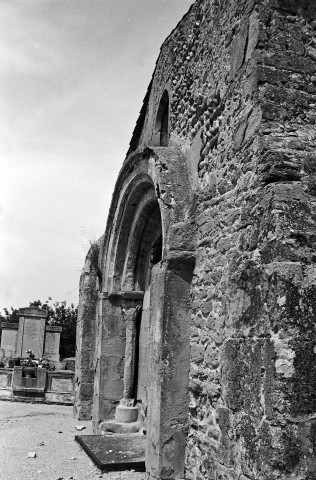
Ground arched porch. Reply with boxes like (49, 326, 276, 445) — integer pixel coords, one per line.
(93, 147, 196, 478)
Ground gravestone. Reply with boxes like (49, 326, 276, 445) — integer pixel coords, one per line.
(44, 325, 62, 361)
(0, 323, 18, 356)
(1, 308, 62, 363)
(75, 434, 146, 472)
(12, 366, 46, 401)
(51, 375, 74, 393)
(16, 308, 47, 359)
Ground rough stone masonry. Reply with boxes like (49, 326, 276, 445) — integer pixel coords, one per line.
(75, 0, 316, 479)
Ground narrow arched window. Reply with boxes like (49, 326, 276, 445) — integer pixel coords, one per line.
(155, 90, 169, 147)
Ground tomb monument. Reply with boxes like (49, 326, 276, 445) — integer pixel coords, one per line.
(1, 307, 62, 363)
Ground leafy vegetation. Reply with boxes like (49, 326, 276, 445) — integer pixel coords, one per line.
(0, 307, 19, 324)
(21, 349, 56, 370)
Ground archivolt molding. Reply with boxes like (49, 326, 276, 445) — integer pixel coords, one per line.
(99, 147, 196, 295)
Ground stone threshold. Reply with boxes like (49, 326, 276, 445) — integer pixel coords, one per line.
(75, 433, 146, 472)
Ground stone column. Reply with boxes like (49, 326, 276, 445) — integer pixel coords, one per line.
(146, 259, 193, 480)
(114, 303, 142, 423)
(123, 305, 141, 400)
(92, 290, 144, 433)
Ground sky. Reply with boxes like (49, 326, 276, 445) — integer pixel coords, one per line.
(0, 0, 194, 310)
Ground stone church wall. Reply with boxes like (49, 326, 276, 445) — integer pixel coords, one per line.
(76, 0, 316, 478)
(137, 0, 316, 478)
(74, 241, 100, 420)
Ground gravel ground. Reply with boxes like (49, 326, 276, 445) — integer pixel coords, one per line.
(0, 401, 146, 480)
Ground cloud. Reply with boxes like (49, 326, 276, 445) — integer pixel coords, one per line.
(0, 206, 5, 222)
(0, 1, 67, 77)
(0, 0, 194, 309)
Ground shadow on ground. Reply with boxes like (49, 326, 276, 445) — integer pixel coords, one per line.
(0, 401, 146, 480)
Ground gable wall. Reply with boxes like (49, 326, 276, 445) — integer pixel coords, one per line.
(133, 0, 316, 478)
(75, 0, 316, 478)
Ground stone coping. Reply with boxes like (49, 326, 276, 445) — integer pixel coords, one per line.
(18, 307, 48, 318)
(0, 367, 75, 378)
(1, 322, 19, 329)
(107, 290, 144, 300)
(13, 366, 47, 372)
(48, 370, 74, 377)
(45, 325, 62, 332)
(13, 386, 45, 393)
(1, 322, 62, 332)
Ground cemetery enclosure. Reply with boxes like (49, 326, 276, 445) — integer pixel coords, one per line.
(0, 307, 75, 404)
(0, 367, 74, 404)
(1, 307, 62, 362)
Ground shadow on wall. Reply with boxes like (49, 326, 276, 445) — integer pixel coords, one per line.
(155, 90, 169, 147)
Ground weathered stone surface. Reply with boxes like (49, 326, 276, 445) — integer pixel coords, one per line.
(16, 309, 47, 359)
(44, 325, 62, 362)
(75, 434, 146, 471)
(0, 323, 18, 356)
(74, 241, 100, 420)
(75, 0, 316, 478)
(1, 310, 62, 366)
(12, 366, 47, 402)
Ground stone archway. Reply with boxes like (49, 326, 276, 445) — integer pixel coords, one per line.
(83, 147, 195, 479)
(107, 187, 163, 430)
(121, 195, 162, 425)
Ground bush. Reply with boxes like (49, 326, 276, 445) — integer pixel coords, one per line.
(0, 307, 19, 324)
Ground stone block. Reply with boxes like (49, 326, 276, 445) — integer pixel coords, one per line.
(12, 366, 47, 401)
(0, 369, 12, 389)
(64, 357, 75, 371)
(290, 341, 316, 415)
(262, 52, 315, 75)
(191, 342, 204, 364)
(78, 383, 94, 400)
(44, 325, 62, 361)
(114, 405, 138, 423)
(75, 405, 93, 420)
(44, 391, 74, 404)
(81, 369, 95, 384)
(81, 350, 95, 370)
(229, 18, 249, 78)
(102, 378, 124, 401)
(16, 308, 47, 359)
(0, 323, 18, 354)
(221, 338, 274, 418)
(50, 376, 74, 393)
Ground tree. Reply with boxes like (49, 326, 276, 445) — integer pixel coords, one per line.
(0, 306, 19, 324)
(0, 298, 78, 359)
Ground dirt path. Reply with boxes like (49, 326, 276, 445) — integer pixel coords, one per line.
(0, 401, 146, 480)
